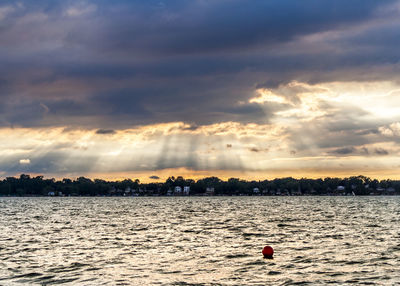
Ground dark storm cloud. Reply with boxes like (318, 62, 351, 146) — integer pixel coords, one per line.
(330, 147, 356, 155)
(375, 148, 389, 155)
(355, 129, 380, 136)
(0, 0, 399, 128)
(248, 147, 269, 153)
(158, 2, 394, 53)
(328, 146, 391, 157)
(96, 129, 115, 135)
(83, 0, 387, 55)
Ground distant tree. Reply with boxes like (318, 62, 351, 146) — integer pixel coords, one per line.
(1, 173, 399, 196)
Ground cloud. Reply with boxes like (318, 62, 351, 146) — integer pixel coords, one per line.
(0, 5, 15, 21)
(330, 147, 356, 155)
(355, 129, 380, 136)
(379, 122, 400, 137)
(2, 1, 400, 179)
(149, 175, 160, 180)
(88, 0, 395, 56)
(248, 147, 269, 153)
(0, 123, 282, 176)
(40, 103, 49, 114)
(375, 148, 389, 155)
(0, 121, 399, 179)
(65, 3, 96, 17)
(19, 158, 30, 164)
(96, 129, 115, 135)
(1, 0, 399, 129)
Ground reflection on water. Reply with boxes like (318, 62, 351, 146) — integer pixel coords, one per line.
(0, 197, 399, 285)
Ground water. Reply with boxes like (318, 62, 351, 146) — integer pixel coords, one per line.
(0, 197, 399, 285)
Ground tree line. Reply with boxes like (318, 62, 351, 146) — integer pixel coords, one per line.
(1, 174, 400, 196)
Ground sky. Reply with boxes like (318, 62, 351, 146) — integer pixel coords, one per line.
(1, 0, 400, 182)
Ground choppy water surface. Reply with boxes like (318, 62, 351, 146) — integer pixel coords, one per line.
(0, 197, 399, 285)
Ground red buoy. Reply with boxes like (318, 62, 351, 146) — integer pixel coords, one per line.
(262, 246, 274, 259)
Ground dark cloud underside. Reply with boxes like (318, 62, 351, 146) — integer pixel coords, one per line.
(0, 0, 399, 129)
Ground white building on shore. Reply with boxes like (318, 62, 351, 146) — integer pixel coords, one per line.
(183, 186, 190, 195)
(174, 186, 182, 195)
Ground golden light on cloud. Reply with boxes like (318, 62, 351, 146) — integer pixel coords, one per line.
(2, 80, 400, 180)
(379, 122, 400, 137)
(19, 159, 31, 165)
(250, 81, 400, 124)
(250, 81, 334, 122)
(249, 89, 289, 104)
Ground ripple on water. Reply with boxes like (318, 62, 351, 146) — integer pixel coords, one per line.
(0, 196, 399, 285)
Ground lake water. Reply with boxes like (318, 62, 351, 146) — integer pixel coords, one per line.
(0, 197, 399, 285)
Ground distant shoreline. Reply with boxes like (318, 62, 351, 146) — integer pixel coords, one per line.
(1, 174, 399, 197)
(1, 194, 399, 198)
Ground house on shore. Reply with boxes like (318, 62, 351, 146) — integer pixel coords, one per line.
(205, 187, 215, 196)
(183, 186, 190, 195)
(174, 186, 182, 195)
